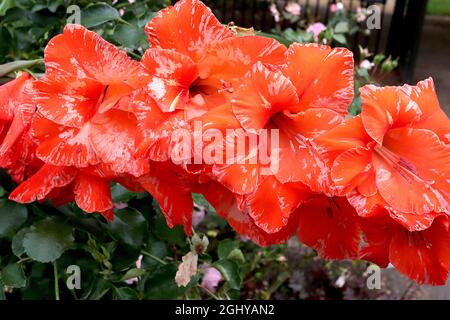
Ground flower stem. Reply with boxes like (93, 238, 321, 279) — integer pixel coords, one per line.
(53, 262, 60, 300)
(141, 250, 167, 265)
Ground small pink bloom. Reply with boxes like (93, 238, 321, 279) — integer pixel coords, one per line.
(136, 255, 143, 269)
(360, 59, 375, 70)
(201, 267, 222, 293)
(125, 255, 143, 285)
(284, 2, 301, 16)
(356, 7, 367, 22)
(330, 2, 344, 13)
(307, 22, 327, 42)
(119, 8, 125, 16)
(128, 0, 135, 3)
(192, 207, 206, 227)
(269, 4, 280, 23)
(114, 202, 128, 209)
(240, 235, 250, 242)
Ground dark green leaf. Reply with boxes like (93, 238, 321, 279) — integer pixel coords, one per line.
(81, 3, 120, 28)
(1, 263, 27, 288)
(152, 201, 186, 246)
(111, 183, 136, 203)
(11, 227, 30, 257)
(0, 0, 15, 16)
(213, 259, 241, 290)
(23, 217, 74, 263)
(112, 287, 139, 300)
(119, 268, 147, 282)
(108, 208, 148, 248)
(113, 24, 146, 48)
(332, 33, 347, 44)
(144, 264, 196, 299)
(334, 21, 349, 33)
(0, 199, 28, 238)
(142, 241, 167, 269)
(217, 239, 239, 260)
(193, 193, 216, 214)
(0, 280, 5, 300)
(0, 59, 43, 77)
(227, 248, 245, 263)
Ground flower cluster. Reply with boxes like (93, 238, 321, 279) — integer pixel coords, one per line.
(1, 0, 448, 285)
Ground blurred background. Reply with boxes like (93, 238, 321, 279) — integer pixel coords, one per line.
(0, 0, 448, 300)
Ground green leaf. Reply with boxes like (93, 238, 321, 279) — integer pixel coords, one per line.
(357, 68, 369, 78)
(193, 193, 216, 214)
(85, 278, 111, 300)
(0, 280, 5, 300)
(0, 59, 43, 77)
(144, 264, 196, 299)
(332, 33, 347, 44)
(23, 217, 74, 263)
(119, 268, 147, 282)
(142, 241, 167, 269)
(0, 199, 28, 238)
(213, 259, 241, 290)
(111, 183, 136, 203)
(152, 201, 186, 246)
(334, 21, 349, 34)
(108, 208, 149, 248)
(373, 53, 385, 65)
(112, 287, 139, 300)
(217, 239, 239, 260)
(113, 24, 146, 48)
(227, 248, 245, 263)
(0, 0, 16, 16)
(11, 227, 30, 257)
(81, 3, 120, 28)
(0, 263, 27, 288)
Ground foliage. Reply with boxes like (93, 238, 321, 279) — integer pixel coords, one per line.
(0, 180, 390, 300)
(427, 0, 450, 16)
(0, 0, 169, 64)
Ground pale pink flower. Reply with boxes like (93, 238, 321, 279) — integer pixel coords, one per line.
(125, 255, 143, 285)
(201, 267, 222, 293)
(356, 7, 367, 23)
(119, 8, 125, 16)
(240, 235, 250, 242)
(360, 59, 375, 70)
(307, 22, 327, 42)
(136, 255, 143, 269)
(284, 2, 301, 16)
(192, 206, 206, 227)
(269, 3, 280, 23)
(331, 2, 345, 12)
(128, 0, 135, 3)
(114, 202, 128, 209)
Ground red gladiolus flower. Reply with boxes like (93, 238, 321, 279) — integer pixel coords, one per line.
(360, 209, 449, 285)
(318, 79, 450, 222)
(0, 72, 41, 182)
(10, 24, 149, 218)
(0, 0, 448, 287)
